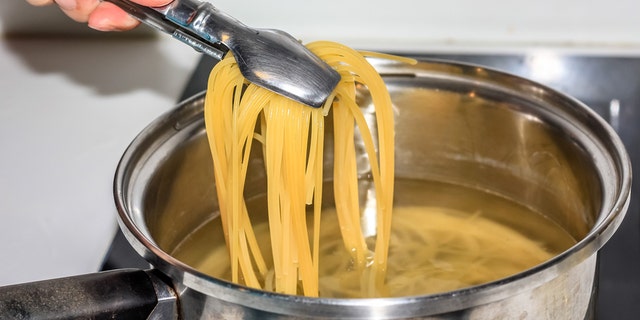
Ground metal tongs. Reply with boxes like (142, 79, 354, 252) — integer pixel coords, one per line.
(104, 0, 340, 108)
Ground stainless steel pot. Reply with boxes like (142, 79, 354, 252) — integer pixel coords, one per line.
(1, 58, 631, 319)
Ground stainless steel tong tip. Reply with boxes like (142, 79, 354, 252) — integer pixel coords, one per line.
(104, 0, 340, 108)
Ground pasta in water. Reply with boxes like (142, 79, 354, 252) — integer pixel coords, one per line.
(171, 178, 577, 298)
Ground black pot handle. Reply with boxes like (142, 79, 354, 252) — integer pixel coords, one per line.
(0, 269, 178, 320)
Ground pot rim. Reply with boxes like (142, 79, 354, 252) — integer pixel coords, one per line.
(113, 58, 632, 318)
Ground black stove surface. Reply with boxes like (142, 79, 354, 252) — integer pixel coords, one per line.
(102, 53, 640, 319)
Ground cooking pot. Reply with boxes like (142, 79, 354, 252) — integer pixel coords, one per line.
(0, 58, 631, 319)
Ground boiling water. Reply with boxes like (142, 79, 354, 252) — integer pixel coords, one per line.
(170, 178, 576, 298)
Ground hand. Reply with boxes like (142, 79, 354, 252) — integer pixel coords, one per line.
(25, 0, 172, 31)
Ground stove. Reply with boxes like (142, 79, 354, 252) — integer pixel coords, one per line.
(101, 53, 640, 319)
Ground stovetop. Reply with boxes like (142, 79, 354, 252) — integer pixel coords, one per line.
(102, 53, 640, 319)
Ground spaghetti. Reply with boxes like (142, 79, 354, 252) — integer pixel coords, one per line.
(203, 41, 412, 296)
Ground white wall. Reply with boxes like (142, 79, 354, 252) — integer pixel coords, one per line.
(2, 0, 640, 53)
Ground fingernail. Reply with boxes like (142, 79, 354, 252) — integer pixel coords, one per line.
(89, 15, 139, 32)
(54, 0, 77, 11)
(88, 17, 115, 31)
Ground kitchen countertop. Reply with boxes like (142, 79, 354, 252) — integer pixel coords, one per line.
(0, 36, 199, 286)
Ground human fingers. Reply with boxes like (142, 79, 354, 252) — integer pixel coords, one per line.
(131, 0, 173, 6)
(24, 0, 92, 23)
(56, 0, 100, 23)
(87, 1, 140, 31)
(88, 0, 174, 31)
(27, 0, 174, 31)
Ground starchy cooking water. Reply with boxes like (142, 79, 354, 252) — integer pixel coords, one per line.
(170, 178, 576, 298)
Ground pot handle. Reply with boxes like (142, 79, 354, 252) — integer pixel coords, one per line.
(0, 269, 178, 320)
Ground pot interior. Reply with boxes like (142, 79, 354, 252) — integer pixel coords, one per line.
(117, 59, 628, 300)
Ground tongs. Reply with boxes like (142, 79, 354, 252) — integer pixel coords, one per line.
(104, 0, 340, 108)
